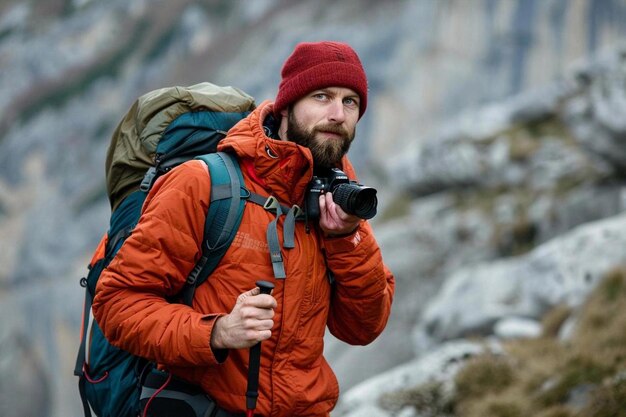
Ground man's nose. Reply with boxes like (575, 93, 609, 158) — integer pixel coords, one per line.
(327, 100, 346, 123)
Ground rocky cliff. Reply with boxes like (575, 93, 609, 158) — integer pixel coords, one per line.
(1, 1, 626, 416)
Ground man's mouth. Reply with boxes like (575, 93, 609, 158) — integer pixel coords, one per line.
(318, 130, 343, 139)
(316, 126, 347, 139)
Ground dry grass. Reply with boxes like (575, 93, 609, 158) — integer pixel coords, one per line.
(382, 266, 626, 416)
(541, 303, 572, 338)
(379, 381, 454, 416)
(458, 266, 626, 417)
(455, 355, 515, 400)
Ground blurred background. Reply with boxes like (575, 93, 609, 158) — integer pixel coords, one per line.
(2, 1, 626, 416)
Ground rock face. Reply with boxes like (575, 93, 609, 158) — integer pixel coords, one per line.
(1, 1, 626, 416)
(415, 212, 626, 351)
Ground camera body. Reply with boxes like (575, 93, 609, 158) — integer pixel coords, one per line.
(305, 168, 378, 220)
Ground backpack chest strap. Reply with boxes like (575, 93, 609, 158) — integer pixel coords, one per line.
(184, 152, 306, 303)
(249, 194, 304, 279)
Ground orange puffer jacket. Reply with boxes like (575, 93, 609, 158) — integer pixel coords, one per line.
(93, 101, 395, 417)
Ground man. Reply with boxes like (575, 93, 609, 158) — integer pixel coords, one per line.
(93, 41, 395, 417)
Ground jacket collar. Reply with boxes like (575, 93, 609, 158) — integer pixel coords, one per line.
(218, 101, 314, 206)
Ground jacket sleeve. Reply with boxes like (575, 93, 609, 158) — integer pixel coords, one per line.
(323, 156, 395, 345)
(323, 221, 395, 345)
(92, 160, 227, 367)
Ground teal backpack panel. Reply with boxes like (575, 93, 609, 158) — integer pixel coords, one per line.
(82, 320, 145, 417)
(77, 190, 149, 417)
(157, 111, 249, 156)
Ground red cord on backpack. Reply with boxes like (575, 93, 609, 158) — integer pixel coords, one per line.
(141, 372, 172, 417)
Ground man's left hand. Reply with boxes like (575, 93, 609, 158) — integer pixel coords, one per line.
(318, 192, 360, 237)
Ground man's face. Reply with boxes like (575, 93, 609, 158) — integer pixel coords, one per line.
(282, 87, 360, 170)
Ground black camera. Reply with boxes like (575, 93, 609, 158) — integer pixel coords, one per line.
(305, 168, 378, 220)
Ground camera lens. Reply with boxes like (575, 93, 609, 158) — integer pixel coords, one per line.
(332, 184, 378, 219)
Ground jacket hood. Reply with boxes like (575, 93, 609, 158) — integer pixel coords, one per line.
(217, 101, 312, 206)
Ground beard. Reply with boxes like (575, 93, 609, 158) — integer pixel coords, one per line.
(286, 111, 355, 170)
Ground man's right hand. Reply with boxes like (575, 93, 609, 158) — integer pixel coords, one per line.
(210, 287, 276, 350)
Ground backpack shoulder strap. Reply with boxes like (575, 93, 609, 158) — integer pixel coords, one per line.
(180, 152, 246, 305)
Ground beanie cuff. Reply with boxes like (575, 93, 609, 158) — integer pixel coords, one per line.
(274, 61, 368, 119)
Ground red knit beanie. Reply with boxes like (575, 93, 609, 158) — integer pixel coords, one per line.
(274, 41, 368, 119)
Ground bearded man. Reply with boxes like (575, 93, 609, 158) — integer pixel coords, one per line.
(93, 41, 395, 417)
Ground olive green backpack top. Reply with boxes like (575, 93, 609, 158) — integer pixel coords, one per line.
(106, 82, 256, 211)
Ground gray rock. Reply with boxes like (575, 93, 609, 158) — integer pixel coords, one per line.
(493, 316, 542, 340)
(415, 212, 626, 352)
(334, 340, 488, 416)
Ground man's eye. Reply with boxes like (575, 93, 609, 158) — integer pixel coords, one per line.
(344, 98, 358, 106)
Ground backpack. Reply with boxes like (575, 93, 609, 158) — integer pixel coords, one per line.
(73, 82, 257, 417)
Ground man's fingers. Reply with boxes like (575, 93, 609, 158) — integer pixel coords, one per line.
(318, 193, 327, 212)
(248, 294, 277, 309)
(243, 318, 274, 331)
(324, 192, 335, 211)
(240, 304, 275, 321)
(237, 287, 260, 303)
(257, 329, 272, 341)
(237, 288, 276, 308)
(245, 328, 272, 342)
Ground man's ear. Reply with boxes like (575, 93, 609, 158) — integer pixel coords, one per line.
(277, 110, 289, 141)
